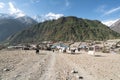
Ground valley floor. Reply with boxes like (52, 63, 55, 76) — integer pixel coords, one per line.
(0, 50, 120, 80)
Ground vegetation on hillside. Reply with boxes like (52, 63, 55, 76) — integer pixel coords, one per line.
(7, 16, 120, 44)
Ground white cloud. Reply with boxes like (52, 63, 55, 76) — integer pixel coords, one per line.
(104, 6, 120, 15)
(96, 6, 120, 17)
(33, 15, 42, 22)
(102, 19, 119, 26)
(0, 2, 5, 9)
(34, 12, 64, 22)
(65, 0, 70, 7)
(8, 2, 25, 17)
(31, 0, 41, 3)
(45, 12, 64, 20)
(96, 5, 106, 13)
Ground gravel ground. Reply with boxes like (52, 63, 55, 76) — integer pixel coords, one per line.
(0, 50, 120, 80)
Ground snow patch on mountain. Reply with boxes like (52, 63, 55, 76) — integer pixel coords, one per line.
(102, 19, 119, 26)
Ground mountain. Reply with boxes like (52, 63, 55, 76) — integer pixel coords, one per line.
(7, 16, 120, 44)
(16, 16, 37, 26)
(0, 13, 37, 42)
(0, 13, 14, 19)
(110, 19, 120, 34)
(102, 19, 119, 27)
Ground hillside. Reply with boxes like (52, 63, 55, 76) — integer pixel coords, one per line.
(0, 13, 37, 42)
(110, 19, 120, 34)
(8, 16, 120, 44)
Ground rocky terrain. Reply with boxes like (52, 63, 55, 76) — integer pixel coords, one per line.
(111, 19, 120, 34)
(0, 50, 120, 80)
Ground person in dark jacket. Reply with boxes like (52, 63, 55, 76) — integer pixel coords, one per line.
(36, 48, 39, 54)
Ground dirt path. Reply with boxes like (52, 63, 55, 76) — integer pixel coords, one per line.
(0, 50, 120, 80)
(54, 53, 95, 80)
(0, 50, 52, 80)
(39, 52, 56, 80)
(57, 53, 120, 80)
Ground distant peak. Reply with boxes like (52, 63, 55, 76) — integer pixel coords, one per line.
(102, 19, 119, 27)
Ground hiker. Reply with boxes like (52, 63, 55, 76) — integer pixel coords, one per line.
(36, 48, 39, 54)
(52, 49, 54, 52)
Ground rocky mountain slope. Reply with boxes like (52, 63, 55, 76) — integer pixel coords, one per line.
(8, 16, 120, 44)
(0, 13, 37, 42)
(110, 19, 120, 34)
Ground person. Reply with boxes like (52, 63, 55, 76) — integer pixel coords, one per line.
(52, 49, 54, 52)
(36, 48, 39, 54)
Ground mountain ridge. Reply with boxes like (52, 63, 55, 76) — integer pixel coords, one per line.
(7, 16, 120, 44)
(110, 19, 120, 34)
(0, 13, 37, 42)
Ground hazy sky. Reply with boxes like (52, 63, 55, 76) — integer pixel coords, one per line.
(0, 0, 120, 25)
